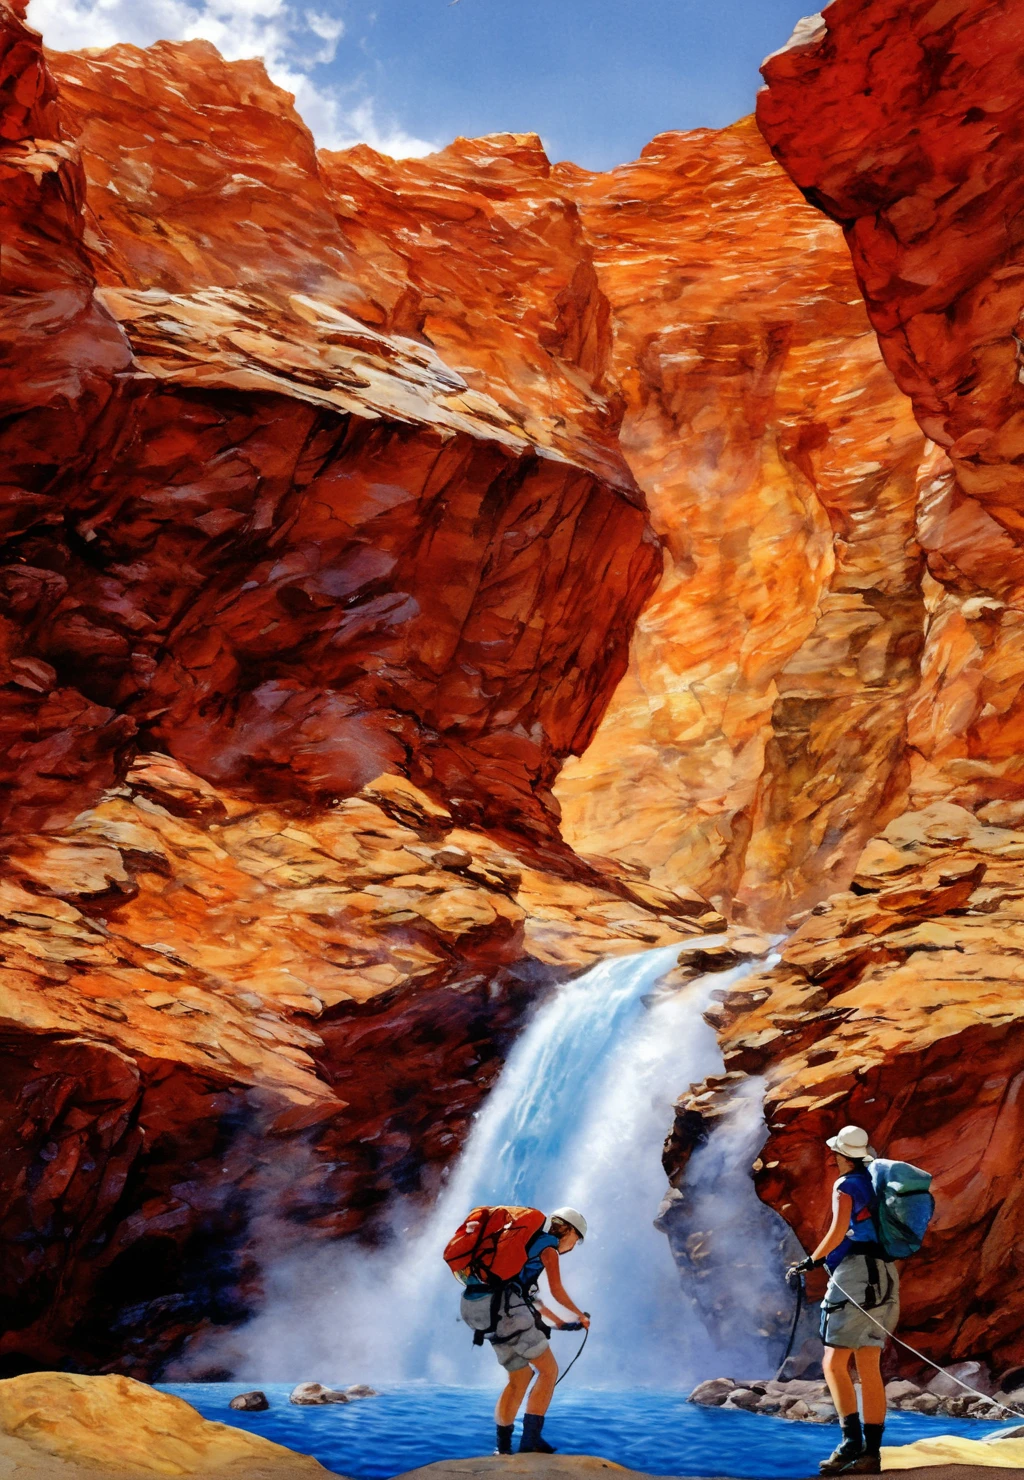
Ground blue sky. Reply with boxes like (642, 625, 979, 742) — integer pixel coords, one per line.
(30, 0, 818, 168)
(353, 0, 817, 166)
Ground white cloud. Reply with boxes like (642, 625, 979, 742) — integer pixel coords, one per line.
(26, 0, 440, 156)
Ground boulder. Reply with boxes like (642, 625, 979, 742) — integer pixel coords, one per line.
(784, 1399, 812, 1421)
(905, 1394, 940, 1415)
(884, 1381, 921, 1404)
(928, 1361, 993, 1400)
(756, 1395, 784, 1414)
(777, 1338, 825, 1382)
(230, 1390, 270, 1411)
(723, 1388, 761, 1411)
(0, 1372, 323, 1475)
(687, 1378, 735, 1407)
(289, 1384, 350, 1406)
(345, 1385, 379, 1399)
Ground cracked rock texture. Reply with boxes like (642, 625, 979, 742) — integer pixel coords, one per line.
(0, 4, 698, 1376)
(660, 0, 1024, 1374)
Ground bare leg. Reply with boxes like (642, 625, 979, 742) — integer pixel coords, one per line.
(524, 1348, 559, 1416)
(823, 1346, 858, 1417)
(853, 1347, 886, 1425)
(496, 1367, 532, 1426)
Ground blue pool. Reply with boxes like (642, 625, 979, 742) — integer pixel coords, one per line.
(160, 1384, 1011, 1477)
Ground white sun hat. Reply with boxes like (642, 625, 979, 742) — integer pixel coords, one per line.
(549, 1206, 588, 1240)
(826, 1125, 876, 1160)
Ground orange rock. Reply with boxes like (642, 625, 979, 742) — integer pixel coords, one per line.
(670, 803, 1024, 1372)
(758, 0, 1024, 819)
(0, 752, 699, 1373)
(553, 120, 929, 926)
(2, 16, 660, 843)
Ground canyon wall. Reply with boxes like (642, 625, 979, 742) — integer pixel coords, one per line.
(552, 122, 932, 926)
(0, 2, 706, 1375)
(660, 0, 1024, 1378)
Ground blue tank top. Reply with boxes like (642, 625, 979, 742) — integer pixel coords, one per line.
(464, 1228, 560, 1300)
(825, 1166, 880, 1271)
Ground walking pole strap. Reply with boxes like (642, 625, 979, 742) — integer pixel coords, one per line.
(827, 1275, 1022, 1421)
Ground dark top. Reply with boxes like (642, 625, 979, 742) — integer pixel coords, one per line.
(464, 1228, 560, 1300)
(826, 1166, 882, 1272)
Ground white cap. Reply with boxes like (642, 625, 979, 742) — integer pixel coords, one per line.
(549, 1206, 588, 1241)
(826, 1125, 876, 1161)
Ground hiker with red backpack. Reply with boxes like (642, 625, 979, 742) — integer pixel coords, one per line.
(444, 1204, 590, 1456)
(787, 1125, 935, 1477)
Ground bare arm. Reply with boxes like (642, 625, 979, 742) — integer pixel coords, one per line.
(811, 1188, 853, 1264)
(540, 1247, 590, 1328)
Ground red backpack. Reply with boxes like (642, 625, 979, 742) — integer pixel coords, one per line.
(443, 1205, 546, 1287)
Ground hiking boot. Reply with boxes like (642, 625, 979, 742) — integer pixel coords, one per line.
(820, 1444, 862, 1474)
(819, 1413, 863, 1473)
(519, 1414, 556, 1454)
(494, 1424, 514, 1456)
(839, 1458, 880, 1474)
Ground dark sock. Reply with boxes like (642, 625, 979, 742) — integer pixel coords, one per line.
(863, 1423, 884, 1457)
(494, 1424, 513, 1456)
(841, 1414, 863, 1450)
(519, 1413, 556, 1454)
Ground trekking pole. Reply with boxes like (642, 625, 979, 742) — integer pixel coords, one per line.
(554, 1315, 590, 1387)
(776, 1268, 804, 1380)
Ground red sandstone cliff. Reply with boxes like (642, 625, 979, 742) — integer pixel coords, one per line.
(0, 3, 703, 1375)
(657, 0, 1024, 1378)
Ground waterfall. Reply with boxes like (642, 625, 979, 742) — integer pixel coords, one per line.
(223, 941, 786, 1387)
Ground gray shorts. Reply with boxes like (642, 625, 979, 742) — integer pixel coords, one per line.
(821, 1252, 900, 1349)
(460, 1287, 549, 1372)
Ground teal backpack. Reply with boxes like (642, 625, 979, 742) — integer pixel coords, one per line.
(869, 1158, 935, 1258)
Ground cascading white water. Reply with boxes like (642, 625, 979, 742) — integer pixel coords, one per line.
(223, 941, 785, 1386)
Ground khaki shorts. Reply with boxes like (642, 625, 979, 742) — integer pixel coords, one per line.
(461, 1287, 550, 1372)
(821, 1251, 900, 1349)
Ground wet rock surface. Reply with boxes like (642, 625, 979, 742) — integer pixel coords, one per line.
(668, 804, 1024, 1371)
(230, 1390, 270, 1412)
(0, 752, 695, 1376)
(688, 1372, 1024, 1424)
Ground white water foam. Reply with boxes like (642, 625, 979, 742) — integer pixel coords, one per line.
(215, 942, 785, 1386)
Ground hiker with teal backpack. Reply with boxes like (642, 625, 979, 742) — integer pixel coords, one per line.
(787, 1125, 935, 1476)
(444, 1205, 590, 1457)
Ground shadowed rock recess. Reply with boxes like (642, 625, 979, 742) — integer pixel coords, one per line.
(3, 0, 1024, 1378)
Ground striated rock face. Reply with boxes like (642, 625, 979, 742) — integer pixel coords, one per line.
(10, 0, 1024, 1381)
(0, 6, 698, 1375)
(310, 117, 938, 929)
(552, 120, 931, 925)
(0, 751, 699, 1375)
(758, 0, 1024, 820)
(656, 0, 1024, 1373)
(668, 803, 1024, 1372)
(9, 25, 659, 844)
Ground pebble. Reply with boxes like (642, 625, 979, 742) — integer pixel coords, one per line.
(688, 1371, 1020, 1423)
